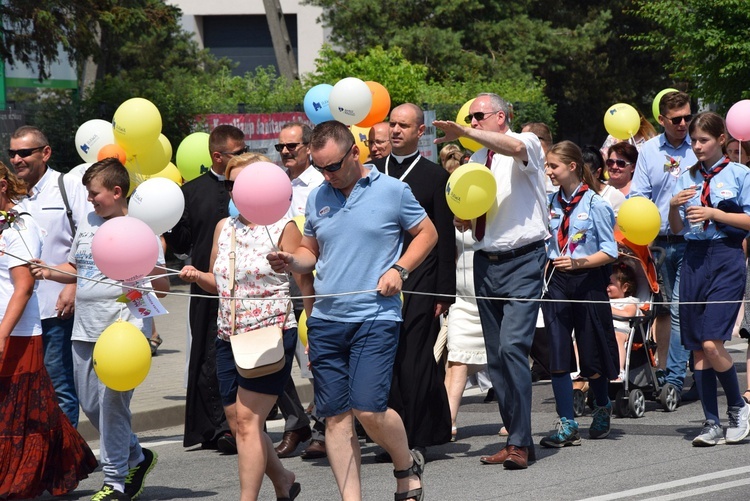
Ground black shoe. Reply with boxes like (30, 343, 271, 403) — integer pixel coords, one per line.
(267, 404, 280, 420)
(682, 385, 699, 403)
(374, 450, 392, 463)
(484, 388, 496, 403)
(124, 448, 158, 500)
(216, 432, 238, 455)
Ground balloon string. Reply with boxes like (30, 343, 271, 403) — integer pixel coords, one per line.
(461, 235, 467, 289)
(265, 225, 281, 252)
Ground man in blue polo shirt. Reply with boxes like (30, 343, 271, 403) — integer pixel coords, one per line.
(268, 120, 436, 501)
(630, 90, 697, 401)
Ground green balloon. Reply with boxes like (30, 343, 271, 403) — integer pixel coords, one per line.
(652, 88, 679, 123)
(175, 132, 212, 182)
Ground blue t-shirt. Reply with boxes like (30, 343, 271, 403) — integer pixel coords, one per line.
(304, 165, 427, 322)
(547, 184, 617, 260)
(672, 159, 750, 241)
(630, 133, 697, 235)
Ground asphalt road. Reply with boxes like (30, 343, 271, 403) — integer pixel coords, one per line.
(41, 341, 750, 501)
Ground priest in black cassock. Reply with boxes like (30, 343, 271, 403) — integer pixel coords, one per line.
(373, 103, 455, 458)
(164, 125, 247, 450)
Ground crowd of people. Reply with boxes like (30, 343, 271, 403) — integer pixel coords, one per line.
(3, 89, 750, 501)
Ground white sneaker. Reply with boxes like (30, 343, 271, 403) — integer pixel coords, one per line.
(725, 403, 750, 444)
(692, 420, 725, 447)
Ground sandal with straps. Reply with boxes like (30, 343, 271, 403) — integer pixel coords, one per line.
(743, 389, 750, 405)
(393, 449, 424, 501)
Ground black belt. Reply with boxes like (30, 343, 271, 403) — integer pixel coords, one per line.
(654, 234, 685, 244)
(478, 240, 545, 262)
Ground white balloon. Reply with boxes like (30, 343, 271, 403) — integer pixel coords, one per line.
(67, 162, 93, 179)
(128, 177, 185, 236)
(328, 77, 373, 126)
(75, 119, 115, 163)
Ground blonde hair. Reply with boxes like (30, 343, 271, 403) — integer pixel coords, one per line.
(225, 153, 272, 180)
(0, 161, 28, 202)
(439, 144, 463, 173)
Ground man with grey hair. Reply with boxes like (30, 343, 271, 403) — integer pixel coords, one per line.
(434, 92, 548, 469)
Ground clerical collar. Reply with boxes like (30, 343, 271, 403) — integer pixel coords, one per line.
(390, 151, 420, 164)
(209, 168, 225, 181)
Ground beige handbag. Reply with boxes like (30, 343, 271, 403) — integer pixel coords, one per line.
(227, 224, 290, 378)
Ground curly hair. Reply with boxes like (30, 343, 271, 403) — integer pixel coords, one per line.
(0, 161, 28, 203)
(612, 261, 638, 297)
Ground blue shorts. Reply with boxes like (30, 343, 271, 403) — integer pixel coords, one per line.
(306, 317, 399, 417)
(215, 328, 298, 407)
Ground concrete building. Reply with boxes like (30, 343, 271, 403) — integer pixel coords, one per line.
(168, 0, 328, 77)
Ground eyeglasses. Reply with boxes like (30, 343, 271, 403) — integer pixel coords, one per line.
(274, 142, 307, 153)
(219, 146, 249, 157)
(364, 139, 389, 148)
(605, 159, 633, 169)
(8, 146, 45, 158)
(464, 110, 500, 123)
(313, 143, 354, 173)
(663, 114, 693, 126)
(224, 179, 235, 192)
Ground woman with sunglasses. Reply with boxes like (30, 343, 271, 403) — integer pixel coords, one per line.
(606, 141, 639, 196)
(668, 111, 750, 446)
(180, 153, 307, 500)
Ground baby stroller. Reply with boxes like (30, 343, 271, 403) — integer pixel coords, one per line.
(608, 230, 678, 418)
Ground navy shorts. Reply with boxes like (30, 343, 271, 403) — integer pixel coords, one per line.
(214, 327, 298, 407)
(680, 239, 745, 351)
(306, 317, 400, 417)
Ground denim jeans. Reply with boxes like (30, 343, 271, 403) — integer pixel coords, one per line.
(42, 317, 79, 427)
(659, 242, 690, 392)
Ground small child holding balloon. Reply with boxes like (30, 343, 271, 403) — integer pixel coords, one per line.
(31, 158, 168, 500)
(540, 140, 620, 449)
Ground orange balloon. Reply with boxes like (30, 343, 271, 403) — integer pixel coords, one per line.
(356, 81, 391, 127)
(97, 143, 127, 164)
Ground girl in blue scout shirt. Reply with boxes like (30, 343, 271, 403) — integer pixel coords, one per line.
(540, 141, 620, 449)
(668, 111, 750, 447)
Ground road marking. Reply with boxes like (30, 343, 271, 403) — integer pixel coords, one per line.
(90, 436, 183, 457)
(579, 465, 750, 500)
(645, 477, 750, 500)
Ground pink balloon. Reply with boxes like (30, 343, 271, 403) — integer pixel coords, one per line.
(232, 162, 292, 225)
(726, 100, 750, 141)
(92, 216, 160, 281)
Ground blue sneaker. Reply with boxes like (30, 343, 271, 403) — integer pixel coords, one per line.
(540, 417, 581, 448)
(590, 400, 612, 439)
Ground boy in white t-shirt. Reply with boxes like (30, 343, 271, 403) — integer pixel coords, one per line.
(32, 158, 169, 501)
(607, 262, 639, 382)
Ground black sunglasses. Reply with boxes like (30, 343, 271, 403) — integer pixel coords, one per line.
(219, 146, 249, 157)
(605, 159, 632, 169)
(224, 179, 235, 192)
(274, 142, 307, 153)
(313, 143, 354, 173)
(663, 114, 693, 126)
(464, 110, 500, 123)
(8, 146, 45, 158)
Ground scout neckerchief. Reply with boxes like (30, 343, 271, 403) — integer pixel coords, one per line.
(557, 183, 589, 253)
(699, 156, 730, 230)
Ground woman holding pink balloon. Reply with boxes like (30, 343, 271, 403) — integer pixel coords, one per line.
(179, 153, 305, 501)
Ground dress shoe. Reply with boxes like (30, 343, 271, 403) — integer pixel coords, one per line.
(300, 439, 326, 460)
(274, 427, 312, 458)
(216, 432, 237, 455)
(484, 388, 496, 403)
(480, 444, 535, 465)
(503, 445, 531, 470)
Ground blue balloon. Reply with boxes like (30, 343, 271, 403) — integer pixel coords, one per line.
(228, 199, 240, 217)
(304, 84, 335, 125)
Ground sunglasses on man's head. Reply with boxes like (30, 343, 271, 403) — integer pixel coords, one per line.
(274, 142, 307, 153)
(220, 146, 249, 157)
(313, 143, 354, 173)
(663, 114, 693, 126)
(605, 159, 632, 169)
(464, 110, 500, 123)
(8, 146, 45, 158)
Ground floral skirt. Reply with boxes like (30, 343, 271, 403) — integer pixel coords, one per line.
(0, 335, 98, 499)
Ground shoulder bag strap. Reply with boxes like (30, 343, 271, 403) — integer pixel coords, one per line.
(58, 173, 77, 234)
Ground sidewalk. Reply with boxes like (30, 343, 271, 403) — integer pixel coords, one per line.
(77, 284, 314, 441)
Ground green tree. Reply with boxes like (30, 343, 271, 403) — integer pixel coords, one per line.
(630, 0, 750, 110)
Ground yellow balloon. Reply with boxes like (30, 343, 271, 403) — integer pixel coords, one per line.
(350, 125, 371, 163)
(603, 103, 640, 141)
(617, 197, 661, 245)
(456, 99, 483, 152)
(149, 162, 182, 185)
(158, 133, 173, 163)
(292, 215, 305, 234)
(113, 98, 162, 154)
(93, 320, 152, 391)
(445, 163, 497, 219)
(652, 88, 679, 122)
(298, 310, 308, 347)
(125, 138, 169, 177)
